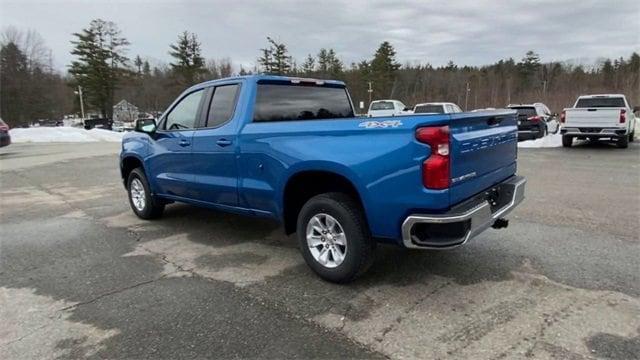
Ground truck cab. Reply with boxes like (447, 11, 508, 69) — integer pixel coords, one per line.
(413, 102, 463, 114)
(367, 99, 410, 117)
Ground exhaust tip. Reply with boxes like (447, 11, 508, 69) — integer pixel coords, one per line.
(492, 218, 509, 229)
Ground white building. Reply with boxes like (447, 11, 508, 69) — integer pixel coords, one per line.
(113, 100, 139, 123)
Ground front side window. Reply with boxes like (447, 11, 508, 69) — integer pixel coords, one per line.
(207, 84, 240, 127)
(254, 83, 354, 122)
(164, 90, 204, 130)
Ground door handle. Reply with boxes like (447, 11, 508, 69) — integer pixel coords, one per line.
(216, 139, 232, 147)
(179, 139, 190, 147)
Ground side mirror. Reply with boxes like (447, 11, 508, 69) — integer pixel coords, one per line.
(403, 107, 411, 112)
(135, 118, 156, 134)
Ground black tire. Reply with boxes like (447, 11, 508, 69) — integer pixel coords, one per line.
(562, 135, 573, 148)
(127, 167, 164, 219)
(630, 131, 635, 142)
(296, 192, 375, 283)
(617, 134, 629, 149)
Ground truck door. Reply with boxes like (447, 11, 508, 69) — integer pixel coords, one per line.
(147, 89, 205, 198)
(191, 83, 242, 206)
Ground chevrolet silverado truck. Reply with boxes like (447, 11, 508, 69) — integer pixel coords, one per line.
(120, 75, 526, 283)
(560, 94, 636, 148)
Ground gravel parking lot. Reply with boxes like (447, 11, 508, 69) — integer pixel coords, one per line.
(1, 141, 639, 359)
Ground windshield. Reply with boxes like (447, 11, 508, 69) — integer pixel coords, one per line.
(414, 105, 444, 114)
(370, 101, 394, 111)
(575, 97, 625, 108)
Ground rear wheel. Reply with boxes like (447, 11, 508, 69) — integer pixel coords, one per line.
(127, 168, 164, 219)
(296, 192, 375, 283)
(617, 134, 629, 149)
(562, 135, 573, 147)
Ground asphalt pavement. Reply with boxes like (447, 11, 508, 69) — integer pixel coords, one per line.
(1, 140, 639, 359)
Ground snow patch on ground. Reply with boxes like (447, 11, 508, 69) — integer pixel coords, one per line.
(517, 133, 563, 148)
(9, 127, 124, 143)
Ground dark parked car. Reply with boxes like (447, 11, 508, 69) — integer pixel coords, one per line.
(507, 103, 559, 140)
(84, 118, 113, 130)
(0, 118, 11, 147)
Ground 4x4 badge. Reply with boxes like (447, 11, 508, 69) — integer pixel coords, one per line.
(359, 120, 403, 129)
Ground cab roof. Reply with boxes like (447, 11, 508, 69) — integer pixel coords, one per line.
(186, 75, 346, 92)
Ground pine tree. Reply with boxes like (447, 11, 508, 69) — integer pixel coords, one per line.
(316, 48, 342, 78)
(143, 60, 151, 76)
(169, 31, 205, 86)
(302, 54, 315, 76)
(258, 37, 291, 75)
(317, 48, 329, 74)
(370, 41, 400, 98)
(69, 19, 129, 118)
(517, 50, 541, 88)
(134, 55, 143, 74)
(0, 42, 29, 126)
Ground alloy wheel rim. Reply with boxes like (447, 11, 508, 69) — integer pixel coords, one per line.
(130, 178, 146, 211)
(306, 213, 347, 268)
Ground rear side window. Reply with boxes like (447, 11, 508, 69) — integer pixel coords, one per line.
(254, 84, 354, 122)
(575, 97, 625, 108)
(370, 101, 394, 111)
(207, 84, 240, 127)
(414, 105, 445, 114)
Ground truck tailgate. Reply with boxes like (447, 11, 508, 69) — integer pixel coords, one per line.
(565, 108, 621, 127)
(448, 111, 518, 205)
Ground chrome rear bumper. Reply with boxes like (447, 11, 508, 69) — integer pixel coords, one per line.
(401, 176, 526, 249)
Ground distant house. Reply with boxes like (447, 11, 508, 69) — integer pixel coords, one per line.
(113, 100, 139, 123)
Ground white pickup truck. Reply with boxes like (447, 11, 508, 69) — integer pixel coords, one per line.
(560, 94, 636, 148)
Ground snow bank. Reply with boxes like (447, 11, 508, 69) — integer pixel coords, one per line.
(517, 133, 563, 148)
(9, 127, 124, 143)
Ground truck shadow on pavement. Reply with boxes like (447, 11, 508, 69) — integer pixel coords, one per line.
(144, 203, 520, 290)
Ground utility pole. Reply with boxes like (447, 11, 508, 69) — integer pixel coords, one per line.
(464, 82, 470, 111)
(542, 80, 547, 100)
(75, 86, 86, 120)
(367, 81, 373, 107)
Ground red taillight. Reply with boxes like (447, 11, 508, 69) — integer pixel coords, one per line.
(560, 110, 566, 123)
(620, 109, 626, 124)
(527, 116, 541, 122)
(416, 126, 450, 190)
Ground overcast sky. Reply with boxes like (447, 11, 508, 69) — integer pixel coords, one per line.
(1, 0, 639, 72)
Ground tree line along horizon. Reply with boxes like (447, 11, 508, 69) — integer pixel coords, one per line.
(1, 18, 638, 127)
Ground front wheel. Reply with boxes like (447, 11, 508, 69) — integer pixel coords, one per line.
(127, 168, 165, 219)
(296, 192, 375, 283)
(630, 131, 635, 142)
(562, 135, 573, 147)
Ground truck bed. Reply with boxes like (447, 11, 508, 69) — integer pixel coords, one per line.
(238, 109, 518, 240)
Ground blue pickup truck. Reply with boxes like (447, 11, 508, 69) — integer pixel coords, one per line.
(120, 75, 525, 282)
